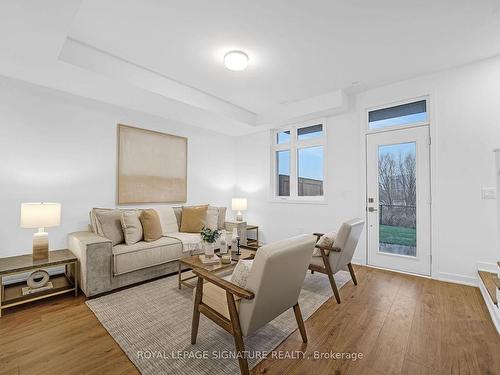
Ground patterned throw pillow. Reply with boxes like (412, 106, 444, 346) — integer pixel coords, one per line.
(312, 232, 336, 256)
(230, 260, 254, 288)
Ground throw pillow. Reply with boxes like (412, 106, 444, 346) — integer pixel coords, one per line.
(206, 206, 219, 230)
(156, 206, 179, 234)
(230, 259, 254, 288)
(94, 210, 125, 246)
(312, 232, 337, 256)
(140, 209, 163, 242)
(120, 211, 143, 245)
(180, 205, 208, 233)
(216, 207, 227, 229)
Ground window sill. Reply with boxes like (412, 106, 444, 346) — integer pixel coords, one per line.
(269, 198, 328, 205)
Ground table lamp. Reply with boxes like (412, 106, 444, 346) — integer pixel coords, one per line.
(21, 202, 61, 261)
(231, 198, 247, 222)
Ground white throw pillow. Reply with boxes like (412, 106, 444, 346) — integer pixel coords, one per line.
(120, 211, 143, 245)
(156, 206, 179, 234)
(206, 206, 219, 230)
(312, 232, 336, 256)
(230, 259, 253, 288)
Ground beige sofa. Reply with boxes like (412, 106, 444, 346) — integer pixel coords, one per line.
(68, 206, 247, 297)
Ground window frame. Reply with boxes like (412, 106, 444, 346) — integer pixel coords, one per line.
(270, 118, 327, 203)
(366, 96, 430, 134)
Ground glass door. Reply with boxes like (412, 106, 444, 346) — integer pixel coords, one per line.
(366, 126, 431, 275)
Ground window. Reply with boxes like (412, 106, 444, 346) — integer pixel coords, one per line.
(272, 121, 326, 200)
(368, 99, 427, 130)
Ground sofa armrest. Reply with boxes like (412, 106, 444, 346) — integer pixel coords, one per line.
(224, 221, 247, 246)
(68, 231, 113, 297)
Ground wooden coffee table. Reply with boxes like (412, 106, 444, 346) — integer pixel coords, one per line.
(178, 249, 255, 289)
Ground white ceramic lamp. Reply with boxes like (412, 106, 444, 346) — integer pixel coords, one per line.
(21, 202, 61, 261)
(232, 198, 247, 222)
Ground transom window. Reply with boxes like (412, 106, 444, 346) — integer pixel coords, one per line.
(272, 121, 326, 201)
(368, 99, 428, 130)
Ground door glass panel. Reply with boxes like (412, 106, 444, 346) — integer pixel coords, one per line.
(276, 150, 290, 196)
(378, 142, 416, 256)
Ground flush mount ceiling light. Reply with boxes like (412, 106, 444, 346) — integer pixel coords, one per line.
(224, 50, 249, 71)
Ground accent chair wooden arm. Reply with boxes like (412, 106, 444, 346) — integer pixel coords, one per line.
(314, 244, 341, 253)
(313, 232, 324, 242)
(192, 268, 255, 300)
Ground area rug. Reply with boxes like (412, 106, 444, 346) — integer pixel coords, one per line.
(86, 270, 351, 375)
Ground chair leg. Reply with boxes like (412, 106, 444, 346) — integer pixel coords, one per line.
(191, 277, 203, 345)
(319, 249, 341, 304)
(226, 291, 249, 375)
(326, 271, 341, 304)
(347, 262, 358, 285)
(293, 303, 307, 343)
(311, 269, 314, 274)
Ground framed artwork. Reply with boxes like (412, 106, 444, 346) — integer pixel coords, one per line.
(117, 124, 187, 204)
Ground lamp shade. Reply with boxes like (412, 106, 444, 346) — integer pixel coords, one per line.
(232, 198, 247, 211)
(21, 202, 61, 228)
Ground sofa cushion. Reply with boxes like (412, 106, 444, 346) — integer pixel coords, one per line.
(112, 237, 182, 275)
(94, 210, 125, 246)
(156, 206, 179, 234)
(121, 211, 143, 245)
(140, 209, 163, 242)
(180, 205, 208, 233)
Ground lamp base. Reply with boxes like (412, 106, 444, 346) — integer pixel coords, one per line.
(33, 231, 49, 261)
(236, 211, 243, 221)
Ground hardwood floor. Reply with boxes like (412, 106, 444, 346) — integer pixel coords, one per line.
(1, 266, 499, 375)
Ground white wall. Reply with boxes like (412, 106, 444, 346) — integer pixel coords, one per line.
(0, 76, 236, 257)
(235, 111, 365, 260)
(236, 56, 500, 285)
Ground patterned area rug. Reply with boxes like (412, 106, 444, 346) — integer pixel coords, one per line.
(86, 270, 351, 375)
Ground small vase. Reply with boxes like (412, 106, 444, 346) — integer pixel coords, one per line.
(219, 235, 228, 254)
(204, 242, 215, 257)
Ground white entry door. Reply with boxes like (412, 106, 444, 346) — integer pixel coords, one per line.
(366, 126, 431, 276)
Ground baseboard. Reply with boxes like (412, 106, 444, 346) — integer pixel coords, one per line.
(434, 271, 478, 287)
(478, 275, 500, 334)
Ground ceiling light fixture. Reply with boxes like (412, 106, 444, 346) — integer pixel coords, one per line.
(224, 50, 249, 71)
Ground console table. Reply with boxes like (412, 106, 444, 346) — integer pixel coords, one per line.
(0, 249, 78, 317)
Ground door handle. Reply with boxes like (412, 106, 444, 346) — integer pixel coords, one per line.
(368, 207, 378, 212)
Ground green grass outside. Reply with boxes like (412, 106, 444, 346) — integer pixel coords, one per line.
(379, 225, 416, 247)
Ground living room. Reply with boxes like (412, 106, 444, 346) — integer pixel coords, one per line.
(1, 1, 500, 374)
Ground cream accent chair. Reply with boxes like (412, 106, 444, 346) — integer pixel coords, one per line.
(309, 218, 365, 304)
(191, 234, 316, 375)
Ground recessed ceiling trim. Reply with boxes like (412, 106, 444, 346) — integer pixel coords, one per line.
(59, 37, 257, 126)
(256, 89, 348, 126)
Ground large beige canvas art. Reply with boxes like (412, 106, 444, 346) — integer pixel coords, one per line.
(117, 124, 187, 204)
